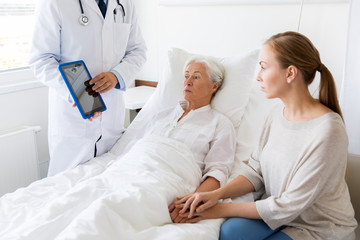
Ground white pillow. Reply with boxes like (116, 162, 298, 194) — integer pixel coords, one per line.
(110, 48, 259, 155)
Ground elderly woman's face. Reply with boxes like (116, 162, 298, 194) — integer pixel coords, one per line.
(183, 62, 219, 105)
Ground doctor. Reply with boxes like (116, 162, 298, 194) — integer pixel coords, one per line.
(29, 0, 147, 176)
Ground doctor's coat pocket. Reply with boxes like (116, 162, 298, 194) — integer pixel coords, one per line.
(113, 23, 131, 57)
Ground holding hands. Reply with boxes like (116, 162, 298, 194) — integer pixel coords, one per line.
(168, 175, 258, 223)
(169, 190, 223, 223)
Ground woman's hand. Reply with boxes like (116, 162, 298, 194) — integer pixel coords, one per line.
(179, 204, 224, 223)
(168, 199, 190, 223)
(175, 190, 221, 219)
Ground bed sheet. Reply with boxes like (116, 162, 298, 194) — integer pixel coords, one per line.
(0, 135, 227, 240)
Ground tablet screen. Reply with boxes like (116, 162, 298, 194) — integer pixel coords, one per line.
(59, 61, 106, 118)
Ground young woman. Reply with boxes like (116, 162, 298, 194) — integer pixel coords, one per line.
(174, 32, 358, 240)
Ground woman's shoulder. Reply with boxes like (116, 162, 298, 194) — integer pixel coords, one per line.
(299, 111, 347, 147)
(311, 102, 344, 131)
(316, 112, 346, 137)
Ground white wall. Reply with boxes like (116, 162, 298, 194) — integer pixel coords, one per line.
(133, 1, 349, 94)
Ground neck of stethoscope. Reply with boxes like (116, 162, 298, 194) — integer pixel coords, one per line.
(79, 0, 85, 14)
(79, 0, 123, 14)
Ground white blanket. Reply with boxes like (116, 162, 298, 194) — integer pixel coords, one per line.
(0, 135, 224, 240)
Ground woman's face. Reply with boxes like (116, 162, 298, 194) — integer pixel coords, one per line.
(183, 62, 219, 106)
(257, 44, 288, 99)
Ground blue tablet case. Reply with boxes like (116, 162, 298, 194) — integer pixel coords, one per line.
(59, 60, 107, 119)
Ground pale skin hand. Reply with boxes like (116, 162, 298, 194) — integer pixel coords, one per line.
(176, 190, 222, 219)
(174, 175, 259, 223)
(168, 199, 186, 223)
(169, 177, 220, 223)
(179, 202, 259, 223)
(180, 203, 228, 223)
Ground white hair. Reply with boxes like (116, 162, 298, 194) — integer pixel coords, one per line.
(183, 56, 225, 91)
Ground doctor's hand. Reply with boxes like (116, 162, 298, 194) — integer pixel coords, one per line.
(87, 112, 102, 122)
(89, 72, 118, 94)
(71, 103, 102, 122)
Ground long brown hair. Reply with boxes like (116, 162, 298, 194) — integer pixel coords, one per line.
(265, 31, 343, 118)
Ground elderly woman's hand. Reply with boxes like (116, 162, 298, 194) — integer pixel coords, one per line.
(179, 204, 223, 223)
(169, 199, 191, 223)
(174, 190, 221, 219)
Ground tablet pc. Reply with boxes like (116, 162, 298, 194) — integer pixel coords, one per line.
(59, 60, 107, 119)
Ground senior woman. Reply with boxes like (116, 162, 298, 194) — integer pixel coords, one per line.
(135, 57, 236, 223)
(0, 57, 236, 239)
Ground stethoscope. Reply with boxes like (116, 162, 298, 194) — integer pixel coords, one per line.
(79, 0, 125, 26)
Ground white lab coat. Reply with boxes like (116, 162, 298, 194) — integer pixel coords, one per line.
(30, 0, 146, 176)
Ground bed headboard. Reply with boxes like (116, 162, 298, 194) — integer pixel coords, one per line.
(135, 79, 158, 88)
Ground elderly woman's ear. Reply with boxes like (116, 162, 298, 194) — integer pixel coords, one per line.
(212, 82, 220, 93)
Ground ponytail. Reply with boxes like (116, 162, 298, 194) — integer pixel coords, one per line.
(266, 31, 343, 119)
(318, 64, 343, 119)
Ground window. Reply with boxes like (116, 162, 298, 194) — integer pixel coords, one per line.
(0, 0, 37, 72)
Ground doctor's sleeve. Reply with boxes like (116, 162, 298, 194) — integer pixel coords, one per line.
(111, 70, 126, 90)
(201, 116, 236, 187)
(29, 0, 72, 103)
(112, 1, 147, 89)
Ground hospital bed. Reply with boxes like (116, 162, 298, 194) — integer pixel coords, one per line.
(0, 48, 279, 240)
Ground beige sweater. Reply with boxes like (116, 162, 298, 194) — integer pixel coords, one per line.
(239, 104, 358, 240)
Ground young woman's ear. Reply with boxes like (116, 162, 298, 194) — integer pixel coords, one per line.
(286, 65, 298, 84)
